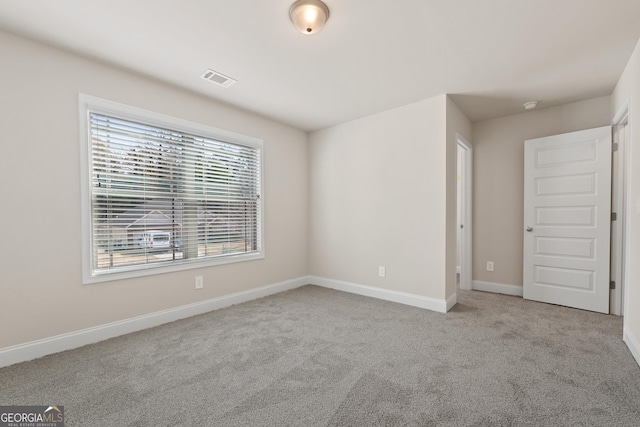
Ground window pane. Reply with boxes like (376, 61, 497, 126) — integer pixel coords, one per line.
(87, 109, 262, 278)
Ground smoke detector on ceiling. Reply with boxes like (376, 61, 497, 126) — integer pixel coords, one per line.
(523, 101, 538, 110)
(200, 69, 237, 88)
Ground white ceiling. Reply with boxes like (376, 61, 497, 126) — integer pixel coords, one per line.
(1, 0, 639, 131)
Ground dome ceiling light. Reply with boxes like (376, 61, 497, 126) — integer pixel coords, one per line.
(289, 0, 330, 35)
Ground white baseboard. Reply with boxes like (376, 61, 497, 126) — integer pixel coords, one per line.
(472, 280, 523, 297)
(623, 327, 640, 368)
(309, 276, 449, 313)
(446, 293, 457, 312)
(0, 276, 308, 368)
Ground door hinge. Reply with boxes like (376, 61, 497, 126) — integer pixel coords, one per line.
(612, 143, 619, 152)
(610, 281, 616, 290)
(611, 212, 617, 221)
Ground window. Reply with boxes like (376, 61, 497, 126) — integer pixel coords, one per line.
(80, 95, 263, 283)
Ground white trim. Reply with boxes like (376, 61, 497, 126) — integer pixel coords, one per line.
(85, 252, 266, 285)
(0, 276, 307, 368)
(309, 276, 449, 313)
(612, 100, 630, 125)
(456, 135, 473, 291)
(623, 327, 640, 368)
(612, 101, 631, 318)
(78, 93, 265, 284)
(472, 280, 523, 297)
(446, 293, 457, 312)
(610, 105, 630, 316)
(79, 94, 264, 148)
(622, 102, 632, 320)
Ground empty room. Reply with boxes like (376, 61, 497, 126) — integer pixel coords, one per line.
(1, 1, 640, 425)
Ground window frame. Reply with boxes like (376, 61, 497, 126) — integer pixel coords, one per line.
(79, 94, 265, 284)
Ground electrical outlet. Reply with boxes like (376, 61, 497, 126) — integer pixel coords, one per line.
(195, 275, 204, 289)
(486, 261, 494, 272)
(378, 266, 386, 278)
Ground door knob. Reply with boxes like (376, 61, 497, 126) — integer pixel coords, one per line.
(526, 227, 533, 232)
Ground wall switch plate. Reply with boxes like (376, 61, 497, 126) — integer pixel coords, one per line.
(378, 266, 386, 278)
(486, 261, 494, 272)
(195, 276, 204, 289)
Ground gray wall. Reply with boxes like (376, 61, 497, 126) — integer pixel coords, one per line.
(612, 37, 640, 357)
(0, 30, 309, 349)
(309, 95, 450, 300)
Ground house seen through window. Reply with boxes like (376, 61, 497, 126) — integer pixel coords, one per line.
(81, 95, 263, 282)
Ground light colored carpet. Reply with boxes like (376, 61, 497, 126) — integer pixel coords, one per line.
(1, 285, 639, 426)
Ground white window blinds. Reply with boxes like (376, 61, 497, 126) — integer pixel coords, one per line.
(82, 98, 262, 281)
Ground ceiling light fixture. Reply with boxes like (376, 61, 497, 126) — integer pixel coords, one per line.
(523, 101, 538, 110)
(289, 0, 330, 35)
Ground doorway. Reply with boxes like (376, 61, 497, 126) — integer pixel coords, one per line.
(457, 135, 473, 291)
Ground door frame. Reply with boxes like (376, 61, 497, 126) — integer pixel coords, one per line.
(612, 102, 630, 316)
(457, 134, 473, 291)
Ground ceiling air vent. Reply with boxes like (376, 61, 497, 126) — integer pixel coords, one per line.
(200, 69, 237, 88)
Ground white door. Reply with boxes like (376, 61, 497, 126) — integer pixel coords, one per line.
(457, 136, 473, 291)
(523, 126, 611, 313)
